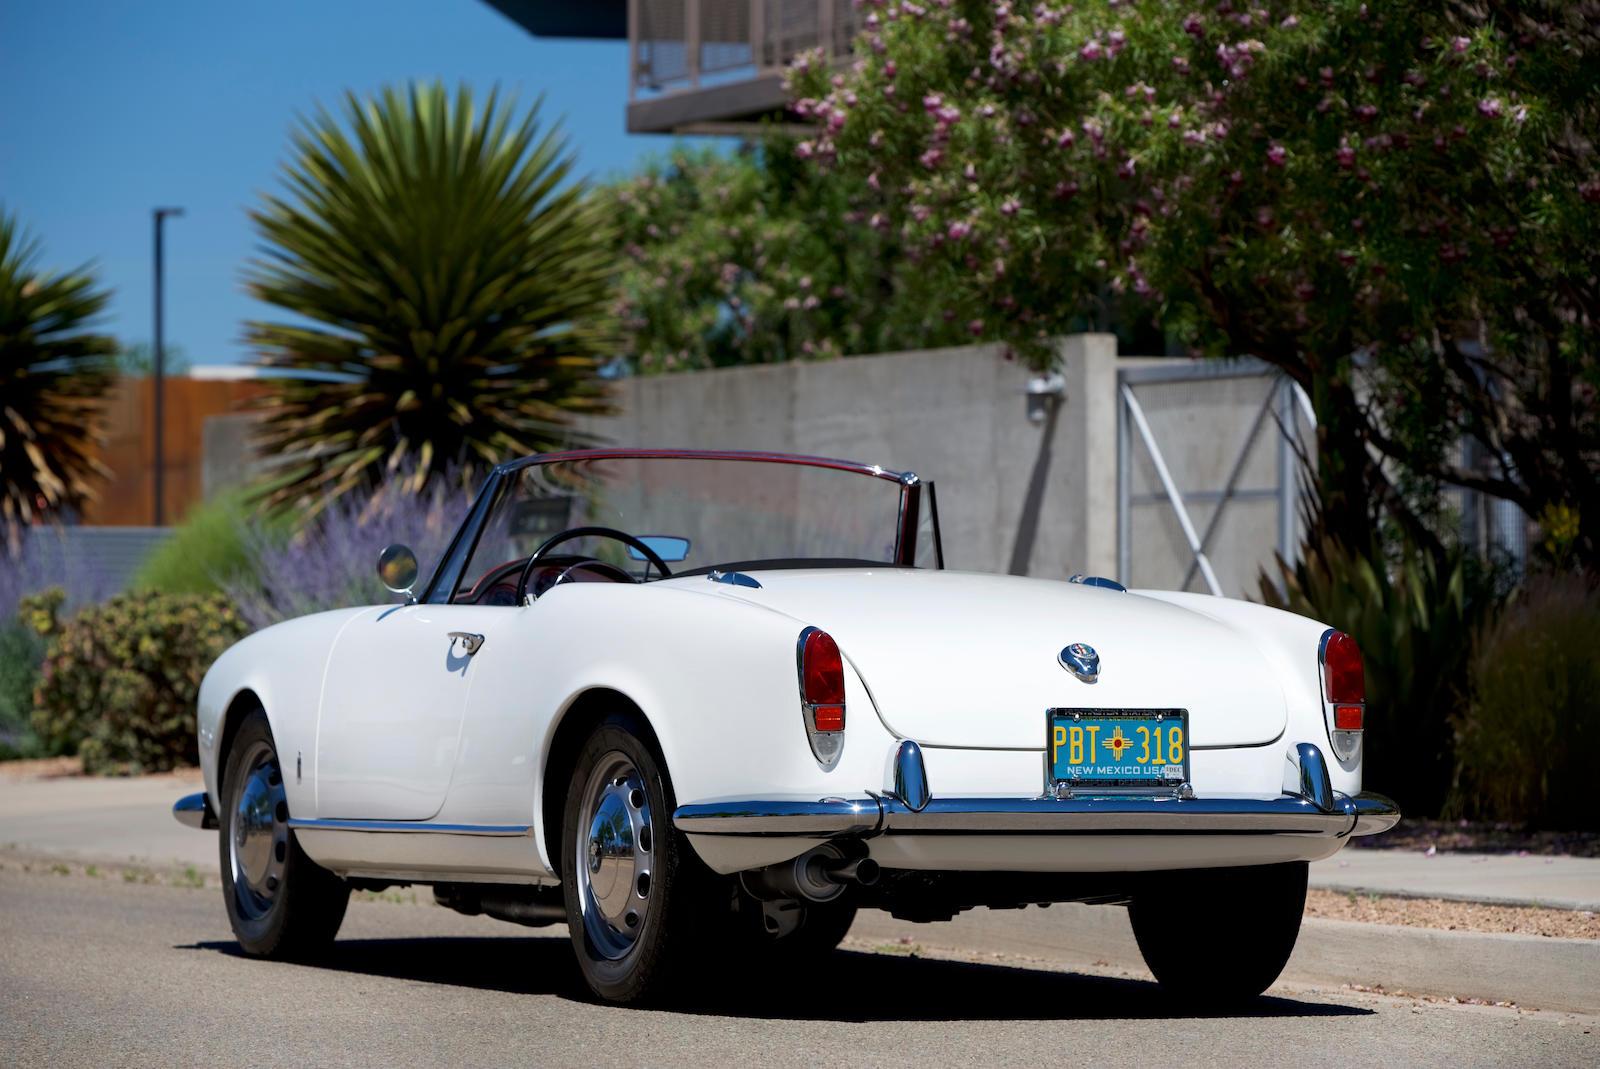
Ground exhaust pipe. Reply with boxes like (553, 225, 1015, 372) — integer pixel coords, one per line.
(743, 844, 878, 903)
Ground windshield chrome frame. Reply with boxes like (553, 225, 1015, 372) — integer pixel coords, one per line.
(420, 449, 936, 602)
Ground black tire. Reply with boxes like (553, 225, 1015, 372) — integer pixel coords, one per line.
(1129, 861, 1307, 1005)
(561, 712, 721, 1004)
(218, 707, 349, 959)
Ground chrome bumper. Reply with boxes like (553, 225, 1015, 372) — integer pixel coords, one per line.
(673, 742, 1400, 841)
(172, 792, 218, 830)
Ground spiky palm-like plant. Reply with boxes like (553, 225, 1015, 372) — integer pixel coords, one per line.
(244, 83, 616, 514)
(0, 211, 117, 536)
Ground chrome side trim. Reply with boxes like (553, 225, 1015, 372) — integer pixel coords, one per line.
(892, 740, 930, 812)
(285, 818, 532, 836)
(172, 792, 217, 830)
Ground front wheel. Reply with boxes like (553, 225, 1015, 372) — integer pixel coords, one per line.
(218, 707, 350, 958)
(1128, 861, 1307, 1005)
(561, 714, 720, 1004)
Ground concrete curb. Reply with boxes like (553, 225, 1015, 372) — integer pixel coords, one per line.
(847, 902, 1600, 1015)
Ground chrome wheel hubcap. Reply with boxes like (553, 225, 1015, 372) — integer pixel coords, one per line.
(575, 753, 653, 960)
(229, 741, 288, 920)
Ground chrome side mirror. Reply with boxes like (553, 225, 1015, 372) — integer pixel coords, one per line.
(377, 543, 419, 600)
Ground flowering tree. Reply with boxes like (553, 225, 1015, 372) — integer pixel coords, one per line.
(793, 1, 1599, 563)
(599, 142, 965, 373)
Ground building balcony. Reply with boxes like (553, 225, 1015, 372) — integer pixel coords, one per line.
(627, 0, 856, 133)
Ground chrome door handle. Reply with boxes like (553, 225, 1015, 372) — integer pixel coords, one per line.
(448, 631, 485, 655)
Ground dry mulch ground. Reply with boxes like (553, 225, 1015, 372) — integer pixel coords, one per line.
(1306, 887, 1600, 940)
(1347, 817, 1600, 858)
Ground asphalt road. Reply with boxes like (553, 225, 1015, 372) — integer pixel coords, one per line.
(2, 867, 1594, 1068)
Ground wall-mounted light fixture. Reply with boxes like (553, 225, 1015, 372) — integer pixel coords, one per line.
(1025, 371, 1066, 424)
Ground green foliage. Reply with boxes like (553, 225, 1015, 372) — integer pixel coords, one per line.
(796, 1, 1600, 564)
(1453, 576, 1600, 829)
(131, 491, 269, 596)
(0, 208, 117, 537)
(599, 142, 965, 373)
(244, 82, 617, 519)
(0, 619, 45, 755)
(1261, 534, 1503, 816)
(26, 588, 247, 774)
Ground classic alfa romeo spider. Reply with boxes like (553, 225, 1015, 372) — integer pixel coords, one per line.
(174, 448, 1398, 1004)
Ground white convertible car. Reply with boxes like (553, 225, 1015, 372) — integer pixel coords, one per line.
(174, 448, 1397, 1004)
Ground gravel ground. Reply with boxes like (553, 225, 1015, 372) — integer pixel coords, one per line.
(1351, 817, 1600, 858)
(1305, 888, 1600, 939)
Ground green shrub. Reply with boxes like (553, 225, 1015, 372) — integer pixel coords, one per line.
(0, 619, 46, 755)
(1452, 576, 1600, 830)
(28, 589, 248, 774)
(1261, 535, 1503, 816)
(131, 491, 264, 596)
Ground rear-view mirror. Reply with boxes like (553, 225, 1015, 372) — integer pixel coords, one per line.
(626, 535, 691, 563)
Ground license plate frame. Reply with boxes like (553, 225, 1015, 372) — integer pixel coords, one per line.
(1045, 708, 1190, 795)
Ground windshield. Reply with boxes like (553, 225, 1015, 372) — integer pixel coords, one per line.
(425, 452, 939, 603)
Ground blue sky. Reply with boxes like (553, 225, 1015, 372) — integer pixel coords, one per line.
(1, 0, 690, 366)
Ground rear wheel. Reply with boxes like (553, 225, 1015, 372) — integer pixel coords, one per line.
(1129, 861, 1307, 1005)
(218, 708, 349, 958)
(561, 714, 719, 1004)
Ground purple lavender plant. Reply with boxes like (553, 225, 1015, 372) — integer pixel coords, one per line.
(224, 473, 474, 630)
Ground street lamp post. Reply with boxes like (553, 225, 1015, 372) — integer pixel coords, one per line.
(152, 207, 184, 527)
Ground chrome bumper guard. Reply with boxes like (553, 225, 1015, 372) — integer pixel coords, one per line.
(172, 792, 218, 830)
(673, 742, 1400, 841)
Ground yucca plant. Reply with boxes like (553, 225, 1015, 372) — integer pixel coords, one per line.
(0, 210, 117, 538)
(244, 83, 616, 515)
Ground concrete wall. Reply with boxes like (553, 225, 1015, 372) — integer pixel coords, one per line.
(579, 335, 1298, 597)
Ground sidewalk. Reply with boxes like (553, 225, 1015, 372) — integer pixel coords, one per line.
(1315, 848, 1600, 912)
(4, 771, 1598, 910)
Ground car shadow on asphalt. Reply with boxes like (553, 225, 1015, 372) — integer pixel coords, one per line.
(179, 935, 1372, 1021)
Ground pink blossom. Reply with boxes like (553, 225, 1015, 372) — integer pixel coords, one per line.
(796, 141, 816, 159)
(1477, 97, 1503, 118)
(1355, 104, 1378, 122)
(923, 92, 944, 113)
(919, 148, 944, 169)
(1266, 143, 1287, 166)
(884, 60, 897, 78)
(1054, 180, 1080, 200)
(1117, 157, 1137, 179)
(1000, 197, 1021, 217)
(1171, 55, 1190, 73)
(1451, 36, 1470, 53)
(867, 171, 881, 191)
(1182, 13, 1204, 37)
(1080, 39, 1104, 61)
(948, 220, 972, 240)
(967, 318, 985, 336)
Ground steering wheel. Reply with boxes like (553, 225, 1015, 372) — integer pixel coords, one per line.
(516, 526, 674, 603)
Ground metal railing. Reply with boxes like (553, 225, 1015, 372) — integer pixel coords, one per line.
(1116, 359, 1315, 597)
(629, 0, 857, 98)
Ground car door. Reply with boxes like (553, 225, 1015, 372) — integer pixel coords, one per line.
(314, 601, 510, 820)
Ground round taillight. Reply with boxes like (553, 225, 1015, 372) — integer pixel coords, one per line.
(1322, 631, 1365, 705)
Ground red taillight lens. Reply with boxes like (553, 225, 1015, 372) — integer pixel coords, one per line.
(1322, 631, 1365, 704)
(802, 629, 845, 708)
(1334, 704, 1364, 730)
(800, 628, 846, 737)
